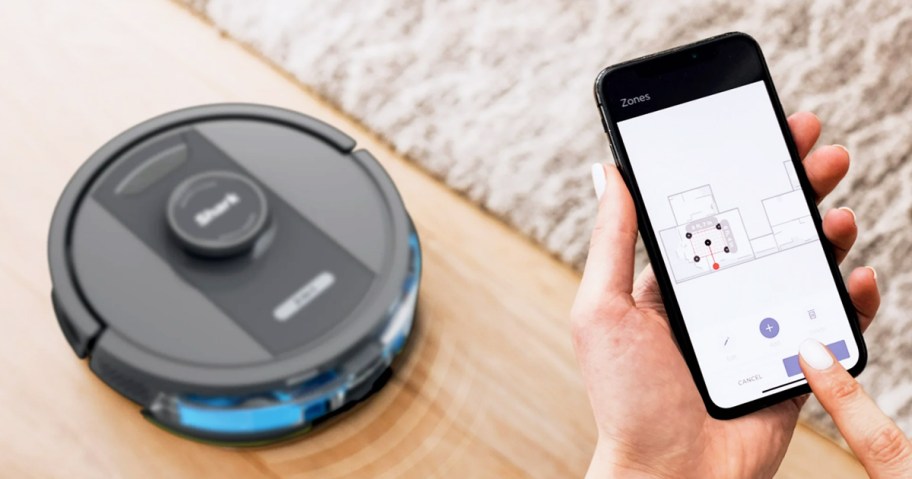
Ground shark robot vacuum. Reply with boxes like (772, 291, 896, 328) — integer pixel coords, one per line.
(48, 104, 421, 444)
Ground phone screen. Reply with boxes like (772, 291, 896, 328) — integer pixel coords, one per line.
(602, 37, 862, 410)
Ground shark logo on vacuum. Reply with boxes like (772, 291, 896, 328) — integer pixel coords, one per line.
(195, 192, 241, 228)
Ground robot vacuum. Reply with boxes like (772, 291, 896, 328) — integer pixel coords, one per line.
(48, 104, 421, 444)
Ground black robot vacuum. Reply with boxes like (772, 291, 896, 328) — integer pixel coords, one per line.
(48, 104, 421, 444)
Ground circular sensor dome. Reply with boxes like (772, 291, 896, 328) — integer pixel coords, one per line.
(48, 104, 421, 444)
(166, 170, 270, 258)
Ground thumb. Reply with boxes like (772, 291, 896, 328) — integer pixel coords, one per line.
(799, 339, 912, 477)
(575, 163, 638, 312)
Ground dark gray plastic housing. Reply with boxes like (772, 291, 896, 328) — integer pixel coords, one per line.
(47, 104, 420, 442)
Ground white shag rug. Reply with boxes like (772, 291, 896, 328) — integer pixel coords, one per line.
(180, 0, 912, 442)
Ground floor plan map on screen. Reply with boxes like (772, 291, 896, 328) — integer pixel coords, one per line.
(658, 160, 818, 283)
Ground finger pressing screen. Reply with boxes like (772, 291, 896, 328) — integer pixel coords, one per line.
(799, 339, 912, 477)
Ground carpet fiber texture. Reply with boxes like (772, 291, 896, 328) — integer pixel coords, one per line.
(182, 0, 912, 441)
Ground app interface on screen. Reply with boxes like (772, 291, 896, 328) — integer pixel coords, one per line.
(618, 81, 858, 408)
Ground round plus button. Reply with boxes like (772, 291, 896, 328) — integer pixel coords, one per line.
(167, 170, 269, 257)
(759, 317, 780, 339)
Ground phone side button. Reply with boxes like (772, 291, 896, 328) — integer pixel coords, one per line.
(608, 141, 620, 166)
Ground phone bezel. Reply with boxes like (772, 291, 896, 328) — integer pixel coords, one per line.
(593, 32, 867, 419)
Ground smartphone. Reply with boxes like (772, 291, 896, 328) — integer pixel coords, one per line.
(593, 32, 866, 418)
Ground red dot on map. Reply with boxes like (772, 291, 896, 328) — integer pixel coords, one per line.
(713, 263, 720, 270)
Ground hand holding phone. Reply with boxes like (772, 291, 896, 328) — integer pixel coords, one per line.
(573, 113, 879, 478)
(593, 33, 867, 416)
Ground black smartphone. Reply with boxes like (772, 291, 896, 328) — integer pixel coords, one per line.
(594, 32, 866, 418)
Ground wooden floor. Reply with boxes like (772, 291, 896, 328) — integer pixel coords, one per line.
(0, 0, 867, 477)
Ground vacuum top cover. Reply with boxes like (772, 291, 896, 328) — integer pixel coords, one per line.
(49, 104, 414, 396)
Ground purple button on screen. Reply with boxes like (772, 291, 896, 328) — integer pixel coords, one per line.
(782, 340, 850, 377)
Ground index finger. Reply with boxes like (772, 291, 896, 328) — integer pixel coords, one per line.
(787, 111, 851, 203)
(799, 340, 912, 476)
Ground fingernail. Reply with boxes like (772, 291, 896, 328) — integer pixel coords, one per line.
(799, 339, 834, 370)
(865, 266, 877, 282)
(833, 144, 850, 156)
(591, 163, 606, 201)
(838, 206, 856, 223)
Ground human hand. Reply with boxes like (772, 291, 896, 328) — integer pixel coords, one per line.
(571, 112, 881, 478)
(799, 340, 912, 478)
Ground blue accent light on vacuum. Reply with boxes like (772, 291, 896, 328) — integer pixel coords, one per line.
(173, 370, 340, 434)
(170, 235, 421, 436)
(178, 401, 304, 434)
